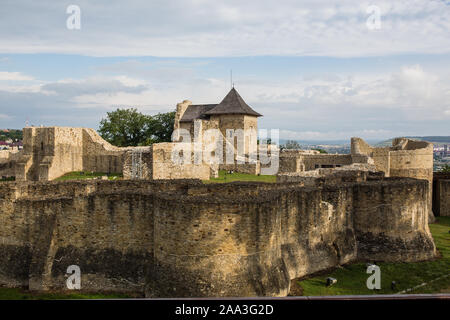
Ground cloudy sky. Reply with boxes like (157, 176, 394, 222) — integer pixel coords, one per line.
(0, 0, 449, 141)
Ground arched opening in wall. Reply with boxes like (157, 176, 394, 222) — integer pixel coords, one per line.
(40, 142, 44, 151)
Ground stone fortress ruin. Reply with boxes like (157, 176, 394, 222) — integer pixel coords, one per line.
(0, 88, 448, 297)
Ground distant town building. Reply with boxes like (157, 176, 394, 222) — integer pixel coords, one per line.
(433, 144, 450, 157)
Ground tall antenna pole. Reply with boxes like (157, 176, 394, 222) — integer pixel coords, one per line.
(230, 69, 233, 89)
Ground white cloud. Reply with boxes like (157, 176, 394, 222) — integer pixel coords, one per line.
(0, 62, 449, 138)
(201, 66, 448, 126)
(112, 76, 148, 87)
(0, 1, 449, 57)
(39, 77, 148, 97)
(0, 72, 34, 81)
(0, 84, 43, 93)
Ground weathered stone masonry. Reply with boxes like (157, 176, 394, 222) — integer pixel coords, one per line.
(0, 175, 436, 297)
(433, 172, 450, 217)
(9, 127, 124, 181)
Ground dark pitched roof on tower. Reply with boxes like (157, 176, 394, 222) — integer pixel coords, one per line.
(204, 88, 262, 117)
(179, 104, 217, 122)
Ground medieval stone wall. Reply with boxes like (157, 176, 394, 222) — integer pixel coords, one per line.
(7, 127, 125, 182)
(0, 149, 21, 178)
(152, 143, 211, 180)
(0, 149, 20, 161)
(3, 126, 217, 182)
(81, 128, 124, 174)
(301, 154, 353, 170)
(353, 178, 435, 261)
(219, 162, 260, 175)
(438, 179, 450, 217)
(173, 100, 192, 140)
(351, 137, 434, 222)
(278, 150, 357, 174)
(277, 165, 377, 185)
(0, 176, 436, 297)
(122, 147, 153, 180)
(123, 143, 211, 180)
(350, 138, 433, 180)
(433, 172, 450, 217)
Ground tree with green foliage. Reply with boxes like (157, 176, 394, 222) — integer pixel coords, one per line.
(312, 148, 327, 154)
(440, 164, 450, 173)
(98, 108, 175, 147)
(0, 129, 23, 142)
(144, 111, 175, 145)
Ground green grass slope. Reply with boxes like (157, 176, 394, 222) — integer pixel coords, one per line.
(55, 171, 122, 181)
(295, 217, 450, 295)
(203, 170, 276, 183)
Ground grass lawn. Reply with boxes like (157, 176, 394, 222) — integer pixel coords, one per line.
(55, 171, 123, 181)
(294, 217, 450, 296)
(204, 170, 276, 183)
(0, 288, 132, 300)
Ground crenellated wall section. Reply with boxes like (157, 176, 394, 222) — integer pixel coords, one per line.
(0, 176, 436, 297)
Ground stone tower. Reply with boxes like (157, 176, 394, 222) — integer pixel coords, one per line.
(173, 88, 262, 160)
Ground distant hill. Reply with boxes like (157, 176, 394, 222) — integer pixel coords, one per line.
(374, 136, 450, 147)
(279, 139, 380, 146)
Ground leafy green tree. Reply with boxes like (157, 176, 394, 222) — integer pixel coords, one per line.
(98, 108, 175, 147)
(99, 108, 149, 147)
(0, 129, 23, 142)
(144, 111, 175, 145)
(440, 164, 450, 173)
(312, 148, 328, 154)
